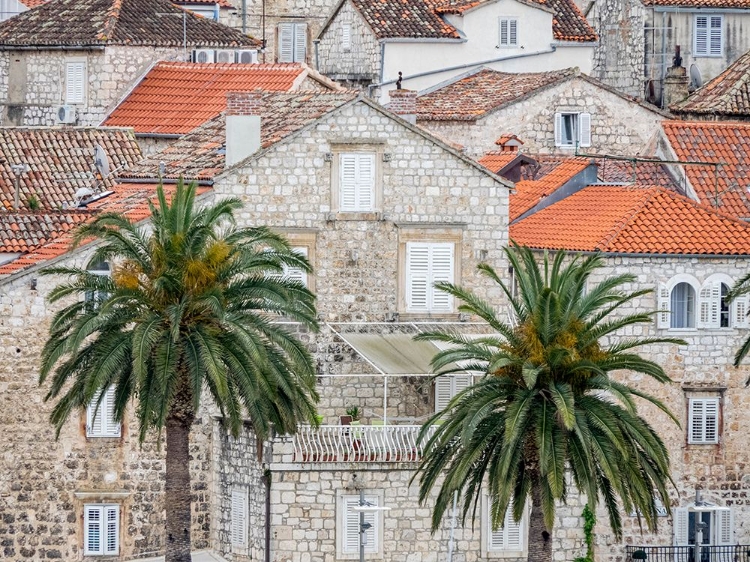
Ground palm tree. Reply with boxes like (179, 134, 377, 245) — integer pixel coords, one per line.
(413, 245, 684, 562)
(39, 180, 319, 562)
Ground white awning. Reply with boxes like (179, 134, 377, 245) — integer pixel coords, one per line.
(335, 332, 440, 375)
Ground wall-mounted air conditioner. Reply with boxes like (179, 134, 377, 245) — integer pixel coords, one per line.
(215, 49, 235, 63)
(236, 49, 258, 64)
(192, 48, 215, 63)
(57, 105, 77, 124)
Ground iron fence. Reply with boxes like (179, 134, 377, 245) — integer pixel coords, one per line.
(625, 545, 750, 562)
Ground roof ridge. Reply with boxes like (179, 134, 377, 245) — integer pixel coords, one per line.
(97, 0, 122, 42)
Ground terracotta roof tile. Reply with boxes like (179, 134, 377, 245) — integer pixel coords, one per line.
(0, 212, 91, 253)
(477, 152, 520, 173)
(510, 156, 590, 220)
(0, 0, 258, 48)
(511, 185, 750, 255)
(104, 62, 332, 135)
(596, 159, 681, 190)
(0, 127, 142, 212)
(416, 68, 578, 121)
(671, 50, 750, 117)
(122, 90, 359, 181)
(536, 0, 597, 41)
(661, 120, 750, 219)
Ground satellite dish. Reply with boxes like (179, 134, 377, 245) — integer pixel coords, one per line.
(94, 144, 110, 178)
(74, 187, 94, 205)
(689, 64, 703, 91)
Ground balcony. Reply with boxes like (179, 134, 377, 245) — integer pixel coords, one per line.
(625, 545, 750, 562)
(290, 424, 435, 463)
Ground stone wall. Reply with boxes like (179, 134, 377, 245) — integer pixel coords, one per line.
(417, 76, 665, 157)
(0, 46, 184, 127)
(316, 1, 380, 85)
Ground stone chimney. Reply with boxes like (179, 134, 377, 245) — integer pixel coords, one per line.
(495, 134, 524, 152)
(388, 89, 417, 124)
(662, 46, 690, 108)
(225, 91, 262, 168)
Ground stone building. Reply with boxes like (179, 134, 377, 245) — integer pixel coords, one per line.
(407, 67, 668, 158)
(0, 0, 258, 127)
(314, 0, 598, 101)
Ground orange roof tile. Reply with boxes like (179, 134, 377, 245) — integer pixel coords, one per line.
(104, 62, 333, 135)
(0, 212, 91, 253)
(477, 152, 520, 173)
(661, 120, 750, 220)
(511, 185, 750, 255)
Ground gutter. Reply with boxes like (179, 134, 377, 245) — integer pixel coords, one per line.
(0, 45, 106, 51)
(653, 6, 750, 13)
(527, 249, 750, 259)
(263, 468, 272, 562)
(134, 132, 182, 139)
(118, 177, 215, 186)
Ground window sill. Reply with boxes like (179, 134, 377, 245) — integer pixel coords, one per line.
(398, 312, 461, 321)
(485, 550, 527, 559)
(327, 211, 386, 221)
(692, 54, 722, 58)
(686, 442, 720, 446)
(665, 328, 698, 333)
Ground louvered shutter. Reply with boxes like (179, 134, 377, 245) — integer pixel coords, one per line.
(709, 16, 722, 56)
(489, 502, 523, 551)
(695, 16, 708, 56)
(85, 506, 102, 555)
(87, 386, 121, 437)
(717, 509, 733, 545)
(294, 23, 307, 62)
(688, 399, 704, 444)
(105, 505, 119, 555)
(657, 284, 670, 329)
(340, 153, 358, 211)
(499, 19, 508, 45)
(734, 295, 749, 328)
(509, 19, 517, 46)
(66, 62, 85, 104)
(342, 23, 351, 50)
(698, 282, 720, 329)
(284, 247, 309, 287)
(407, 244, 430, 311)
(339, 153, 374, 211)
(356, 154, 374, 210)
(435, 376, 453, 412)
(278, 23, 294, 62)
(343, 496, 377, 553)
(578, 113, 591, 147)
(554, 113, 563, 147)
(231, 490, 248, 546)
(430, 244, 454, 311)
(689, 398, 719, 444)
(673, 508, 688, 546)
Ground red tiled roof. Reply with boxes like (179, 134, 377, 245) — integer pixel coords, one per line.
(175, 0, 234, 8)
(0, 127, 142, 212)
(510, 156, 590, 220)
(661, 121, 750, 219)
(511, 185, 750, 255)
(21, 0, 48, 7)
(122, 90, 359, 181)
(416, 68, 578, 121)
(0, 212, 91, 253)
(671, 50, 750, 117)
(539, 0, 597, 41)
(596, 159, 681, 190)
(0, 0, 258, 48)
(104, 62, 334, 135)
(477, 152, 520, 173)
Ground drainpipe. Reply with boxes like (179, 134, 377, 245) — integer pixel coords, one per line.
(263, 469, 271, 562)
(242, 0, 247, 33)
(314, 39, 320, 71)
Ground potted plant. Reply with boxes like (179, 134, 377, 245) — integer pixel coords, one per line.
(346, 406, 361, 426)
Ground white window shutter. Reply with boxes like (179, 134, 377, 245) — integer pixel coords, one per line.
(284, 247, 309, 287)
(688, 399, 703, 444)
(231, 489, 248, 546)
(87, 392, 104, 437)
(340, 154, 358, 211)
(66, 62, 85, 104)
(356, 154, 374, 211)
(104, 385, 121, 437)
(278, 23, 294, 62)
(717, 509, 733, 545)
(695, 16, 708, 55)
(554, 113, 563, 147)
(699, 282, 720, 329)
(85, 506, 102, 555)
(509, 19, 517, 45)
(105, 505, 119, 555)
(704, 399, 719, 443)
(294, 23, 307, 62)
(488, 502, 524, 551)
(430, 244, 454, 311)
(674, 507, 689, 546)
(343, 496, 377, 554)
(87, 386, 121, 437)
(657, 284, 670, 329)
(342, 23, 351, 50)
(435, 376, 453, 412)
(689, 398, 719, 444)
(709, 16, 722, 55)
(499, 19, 508, 45)
(407, 243, 430, 312)
(578, 113, 591, 147)
(734, 295, 749, 328)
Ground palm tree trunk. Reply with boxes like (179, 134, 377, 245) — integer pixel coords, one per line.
(527, 483, 552, 562)
(165, 416, 192, 562)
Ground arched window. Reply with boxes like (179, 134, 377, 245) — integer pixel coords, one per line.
(699, 274, 749, 329)
(671, 282, 696, 329)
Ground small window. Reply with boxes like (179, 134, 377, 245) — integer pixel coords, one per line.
(231, 489, 248, 547)
(484, 500, 526, 554)
(87, 386, 121, 438)
(674, 506, 733, 546)
(435, 375, 471, 412)
(85, 260, 110, 310)
(282, 246, 309, 287)
(278, 22, 306, 62)
(498, 17, 518, 47)
(695, 15, 722, 57)
(671, 282, 696, 329)
(688, 397, 719, 444)
(339, 153, 375, 212)
(405, 242, 454, 313)
(554, 112, 591, 148)
(341, 495, 379, 555)
(84, 504, 119, 556)
(65, 61, 86, 104)
(342, 23, 352, 51)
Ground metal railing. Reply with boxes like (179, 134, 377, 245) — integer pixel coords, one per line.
(292, 424, 435, 463)
(625, 545, 750, 562)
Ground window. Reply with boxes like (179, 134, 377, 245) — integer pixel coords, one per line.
(435, 375, 471, 412)
(342, 23, 352, 51)
(339, 495, 380, 556)
(273, 246, 309, 287)
(84, 504, 119, 556)
(695, 15, 722, 57)
(698, 275, 749, 329)
(670, 282, 696, 329)
(674, 505, 732, 546)
(85, 260, 110, 310)
(278, 22, 306, 63)
(339, 153, 375, 212)
(482, 498, 526, 556)
(87, 386, 121, 438)
(688, 397, 719, 444)
(405, 242, 454, 313)
(231, 489, 248, 547)
(498, 17, 518, 47)
(65, 60, 86, 104)
(554, 112, 591, 148)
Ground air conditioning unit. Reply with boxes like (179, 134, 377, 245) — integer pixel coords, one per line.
(57, 105, 77, 124)
(236, 49, 258, 64)
(215, 49, 235, 63)
(192, 48, 215, 63)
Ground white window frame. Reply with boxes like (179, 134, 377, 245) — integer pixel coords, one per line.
(84, 504, 119, 556)
(231, 488, 248, 547)
(656, 274, 701, 331)
(481, 496, 527, 558)
(336, 492, 383, 559)
(674, 505, 733, 546)
(405, 242, 455, 313)
(554, 112, 591, 148)
(65, 59, 86, 105)
(342, 23, 352, 51)
(688, 397, 720, 445)
(694, 14, 723, 57)
(498, 17, 518, 47)
(278, 22, 306, 63)
(280, 246, 309, 288)
(434, 374, 472, 412)
(699, 274, 748, 330)
(338, 152, 376, 212)
(86, 385, 121, 438)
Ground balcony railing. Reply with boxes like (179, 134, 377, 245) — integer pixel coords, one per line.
(291, 424, 435, 463)
(625, 545, 750, 562)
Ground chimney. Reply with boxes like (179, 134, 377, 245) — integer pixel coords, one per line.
(662, 45, 689, 108)
(388, 89, 417, 124)
(225, 91, 262, 168)
(494, 134, 524, 152)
